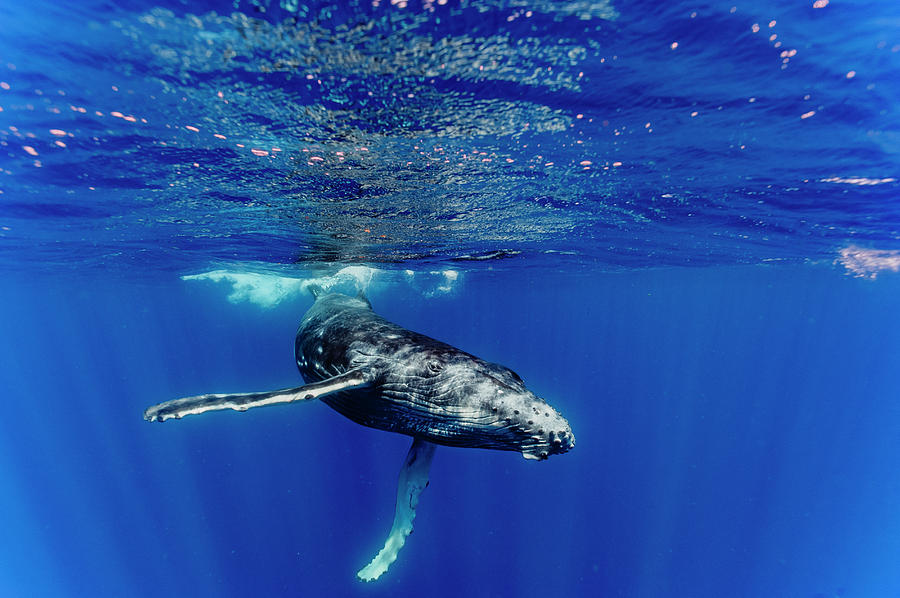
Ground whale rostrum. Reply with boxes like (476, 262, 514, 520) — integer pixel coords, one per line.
(144, 291, 575, 581)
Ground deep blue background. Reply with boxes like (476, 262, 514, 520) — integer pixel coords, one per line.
(2, 266, 898, 597)
(2, 0, 900, 595)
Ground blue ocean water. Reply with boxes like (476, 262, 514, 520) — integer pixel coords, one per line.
(1, 0, 899, 597)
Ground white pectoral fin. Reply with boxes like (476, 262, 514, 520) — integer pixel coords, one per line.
(143, 368, 371, 422)
(357, 437, 437, 582)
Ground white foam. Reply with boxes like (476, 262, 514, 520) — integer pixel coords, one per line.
(183, 265, 460, 307)
(836, 245, 900, 279)
(821, 177, 896, 186)
(403, 269, 461, 296)
(182, 265, 380, 308)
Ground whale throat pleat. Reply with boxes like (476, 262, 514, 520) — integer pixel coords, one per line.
(143, 368, 371, 422)
(357, 437, 437, 582)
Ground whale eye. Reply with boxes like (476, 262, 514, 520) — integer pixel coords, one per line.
(427, 360, 443, 374)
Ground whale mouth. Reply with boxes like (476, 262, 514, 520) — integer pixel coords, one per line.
(521, 428, 575, 460)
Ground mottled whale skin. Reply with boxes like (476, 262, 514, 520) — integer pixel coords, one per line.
(144, 291, 575, 581)
(296, 293, 575, 460)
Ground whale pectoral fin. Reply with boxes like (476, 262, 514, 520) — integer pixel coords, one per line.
(143, 368, 372, 423)
(357, 437, 437, 582)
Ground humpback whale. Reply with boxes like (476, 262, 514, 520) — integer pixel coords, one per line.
(144, 291, 575, 581)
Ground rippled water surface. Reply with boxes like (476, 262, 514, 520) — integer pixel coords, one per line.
(3, 0, 899, 272)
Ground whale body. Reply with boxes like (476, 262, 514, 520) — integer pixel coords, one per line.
(144, 291, 575, 580)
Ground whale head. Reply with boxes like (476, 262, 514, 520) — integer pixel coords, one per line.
(376, 348, 575, 460)
(463, 360, 576, 461)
